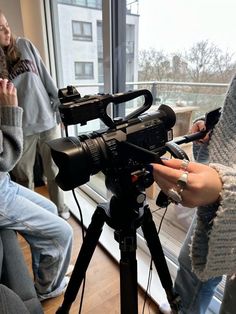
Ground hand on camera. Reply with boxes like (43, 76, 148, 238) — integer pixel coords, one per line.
(0, 78, 18, 107)
(191, 120, 210, 143)
(152, 158, 222, 208)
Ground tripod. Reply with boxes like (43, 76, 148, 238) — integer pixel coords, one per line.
(56, 173, 181, 314)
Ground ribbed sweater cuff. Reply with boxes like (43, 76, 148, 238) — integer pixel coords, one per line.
(0, 106, 23, 127)
(191, 163, 236, 281)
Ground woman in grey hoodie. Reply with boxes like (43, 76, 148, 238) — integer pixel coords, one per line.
(0, 10, 70, 220)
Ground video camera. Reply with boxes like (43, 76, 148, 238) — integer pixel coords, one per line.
(50, 86, 222, 314)
(48, 86, 177, 192)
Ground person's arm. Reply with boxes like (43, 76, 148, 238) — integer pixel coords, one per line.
(0, 79, 23, 172)
(190, 161, 236, 280)
(26, 39, 61, 122)
(152, 158, 236, 279)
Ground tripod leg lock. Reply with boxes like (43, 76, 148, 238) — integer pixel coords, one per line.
(114, 231, 137, 252)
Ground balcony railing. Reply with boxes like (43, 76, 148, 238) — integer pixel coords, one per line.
(74, 80, 229, 120)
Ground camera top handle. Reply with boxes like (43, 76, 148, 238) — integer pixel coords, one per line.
(58, 87, 153, 128)
(115, 89, 153, 121)
(100, 89, 154, 128)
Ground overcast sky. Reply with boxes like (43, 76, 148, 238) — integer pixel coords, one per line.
(138, 0, 236, 54)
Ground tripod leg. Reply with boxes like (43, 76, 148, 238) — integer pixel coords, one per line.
(141, 205, 181, 313)
(56, 205, 106, 314)
(117, 230, 138, 314)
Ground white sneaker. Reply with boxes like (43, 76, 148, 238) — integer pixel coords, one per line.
(60, 211, 70, 220)
(66, 264, 74, 276)
(158, 302, 172, 314)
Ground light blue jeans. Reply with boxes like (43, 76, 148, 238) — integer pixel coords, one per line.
(0, 174, 73, 299)
(174, 215, 236, 314)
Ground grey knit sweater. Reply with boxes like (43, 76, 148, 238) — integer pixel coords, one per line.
(190, 73, 236, 280)
(0, 106, 23, 180)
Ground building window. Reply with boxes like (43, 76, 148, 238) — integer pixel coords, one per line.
(72, 21, 92, 41)
(75, 62, 94, 79)
(58, 0, 102, 9)
(126, 24, 134, 55)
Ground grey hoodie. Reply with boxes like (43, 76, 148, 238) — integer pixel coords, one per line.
(8, 37, 60, 136)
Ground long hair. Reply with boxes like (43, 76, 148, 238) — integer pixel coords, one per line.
(4, 35, 21, 69)
(0, 10, 21, 71)
(0, 46, 8, 78)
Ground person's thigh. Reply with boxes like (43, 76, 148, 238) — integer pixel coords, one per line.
(0, 181, 72, 256)
(0, 182, 59, 229)
(16, 183, 58, 215)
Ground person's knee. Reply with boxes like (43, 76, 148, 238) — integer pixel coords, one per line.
(12, 163, 34, 185)
(66, 223, 73, 240)
(60, 221, 73, 243)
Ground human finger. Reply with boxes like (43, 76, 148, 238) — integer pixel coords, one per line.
(0, 78, 8, 90)
(153, 158, 199, 174)
(152, 161, 183, 185)
(190, 120, 205, 133)
(0, 79, 17, 106)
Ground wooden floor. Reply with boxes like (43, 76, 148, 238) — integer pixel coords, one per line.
(19, 186, 161, 314)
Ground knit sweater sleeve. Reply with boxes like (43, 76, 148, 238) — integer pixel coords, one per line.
(190, 162, 236, 281)
(0, 106, 23, 172)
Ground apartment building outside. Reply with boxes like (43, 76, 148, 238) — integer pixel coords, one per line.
(57, 0, 139, 97)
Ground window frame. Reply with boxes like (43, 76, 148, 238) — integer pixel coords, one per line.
(74, 61, 94, 80)
(72, 20, 93, 41)
(47, 1, 222, 312)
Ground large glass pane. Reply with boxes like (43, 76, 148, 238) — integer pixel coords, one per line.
(52, 0, 107, 199)
(50, 1, 235, 310)
(125, 0, 235, 308)
(135, 0, 234, 244)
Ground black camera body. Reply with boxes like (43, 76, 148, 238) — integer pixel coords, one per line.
(49, 86, 176, 191)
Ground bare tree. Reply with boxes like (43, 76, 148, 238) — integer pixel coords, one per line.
(138, 48, 171, 81)
(184, 40, 236, 83)
(138, 40, 236, 84)
(138, 41, 236, 109)
(184, 40, 218, 82)
(211, 50, 236, 82)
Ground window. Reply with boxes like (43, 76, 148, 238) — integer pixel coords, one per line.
(74, 61, 94, 79)
(126, 24, 134, 55)
(58, 0, 102, 9)
(49, 1, 234, 312)
(72, 20, 92, 41)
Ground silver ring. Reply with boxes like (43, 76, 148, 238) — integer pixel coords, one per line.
(177, 172, 188, 190)
(167, 188, 182, 204)
(180, 159, 189, 172)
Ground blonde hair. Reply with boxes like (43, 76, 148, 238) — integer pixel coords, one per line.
(0, 10, 21, 69)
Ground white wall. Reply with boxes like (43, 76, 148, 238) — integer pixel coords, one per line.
(0, 0, 24, 36)
(0, 0, 49, 67)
